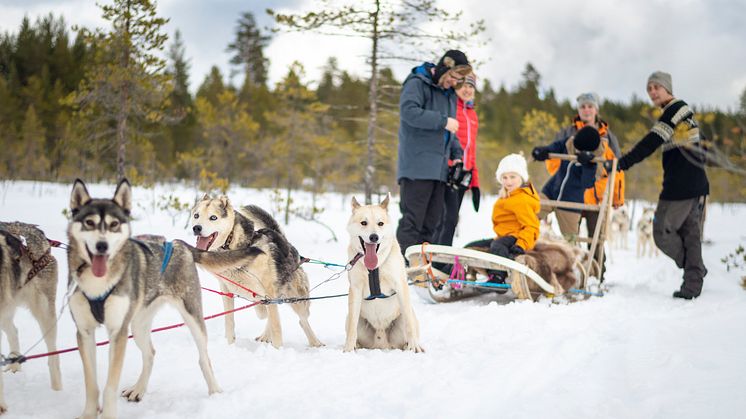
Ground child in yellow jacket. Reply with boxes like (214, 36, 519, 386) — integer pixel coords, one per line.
(483, 153, 540, 282)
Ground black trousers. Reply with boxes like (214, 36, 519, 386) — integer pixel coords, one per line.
(396, 179, 446, 259)
(434, 186, 466, 246)
(464, 238, 513, 279)
(653, 196, 707, 296)
(581, 209, 607, 279)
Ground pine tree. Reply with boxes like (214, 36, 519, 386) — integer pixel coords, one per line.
(227, 11, 271, 87)
(65, 0, 172, 180)
(18, 105, 50, 179)
(165, 30, 196, 158)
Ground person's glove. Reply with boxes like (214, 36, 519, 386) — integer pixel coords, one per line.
(659, 100, 693, 129)
(493, 235, 517, 249)
(471, 187, 480, 212)
(576, 150, 595, 165)
(531, 146, 549, 161)
(509, 245, 525, 256)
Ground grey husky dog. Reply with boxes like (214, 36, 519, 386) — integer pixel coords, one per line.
(190, 195, 323, 348)
(67, 179, 264, 419)
(0, 222, 62, 415)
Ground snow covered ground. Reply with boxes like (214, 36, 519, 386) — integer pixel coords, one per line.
(1, 180, 745, 419)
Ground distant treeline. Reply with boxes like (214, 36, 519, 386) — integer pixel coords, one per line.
(1, 13, 744, 202)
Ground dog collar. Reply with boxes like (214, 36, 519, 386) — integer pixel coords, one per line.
(220, 231, 234, 250)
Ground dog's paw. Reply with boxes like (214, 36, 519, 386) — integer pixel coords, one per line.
(343, 343, 356, 352)
(226, 335, 236, 345)
(407, 342, 425, 353)
(121, 385, 146, 402)
(3, 363, 21, 374)
(208, 385, 223, 395)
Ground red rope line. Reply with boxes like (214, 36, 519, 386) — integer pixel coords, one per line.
(22, 302, 261, 361)
(201, 286, 235, 298)
(210, 272, 260, 298)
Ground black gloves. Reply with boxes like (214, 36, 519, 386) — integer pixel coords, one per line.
(493, 235, 517, 248)
(509, 245, 525, 256)
(576, 150, 595, 165)
(471, 187, 480, 212)
(531, 146, 549, 161)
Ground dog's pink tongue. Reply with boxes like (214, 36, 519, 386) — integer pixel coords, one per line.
(363, 242, 378, 270)
(195, 236, 210, 251)
(91, 255, 108, 277)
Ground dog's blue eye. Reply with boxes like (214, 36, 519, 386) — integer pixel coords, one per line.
(210, 215, 217, 221)
(378, 222, 384, 226)
(361, 221, 367, 226)
(194, 213, 199, 219)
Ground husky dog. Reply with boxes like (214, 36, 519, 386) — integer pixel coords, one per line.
(344, 195, 423, 352)
(0, 222, 62, 415)
(636, 208, 658, 258)
(190, 195, 322, 348)
(67, 179, 264, 419)
(609, 207, 630, 250)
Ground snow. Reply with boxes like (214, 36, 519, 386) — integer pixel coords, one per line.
(1, 180, 745, 419)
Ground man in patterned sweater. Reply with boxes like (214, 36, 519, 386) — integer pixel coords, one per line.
(607, 71, 709, 299)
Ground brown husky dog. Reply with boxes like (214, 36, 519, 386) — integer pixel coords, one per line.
(190, 195, 322, 348)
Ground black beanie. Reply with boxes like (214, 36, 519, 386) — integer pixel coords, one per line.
(433, 50, 470, 83)
(573, 126, 601, 151)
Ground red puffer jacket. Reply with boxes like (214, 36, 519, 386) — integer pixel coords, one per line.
(450, 97, 480, 188)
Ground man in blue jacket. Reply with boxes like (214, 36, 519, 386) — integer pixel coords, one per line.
(396, 50, 471, 259)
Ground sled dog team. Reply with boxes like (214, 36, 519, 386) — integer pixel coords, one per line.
(0, 179, 421, 417)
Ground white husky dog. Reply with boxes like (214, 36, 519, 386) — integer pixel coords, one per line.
(636, 207, 658, 258)
(344, 195, 423, 353)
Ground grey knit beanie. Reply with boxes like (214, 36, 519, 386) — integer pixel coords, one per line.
(648, 71, 673, 94)
(576, 92, 600, 110)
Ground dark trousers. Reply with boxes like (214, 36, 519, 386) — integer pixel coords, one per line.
(465, 238, 513, 279)
(653, 196, 707, 296)
(396, 179, 446, 259)
(581, 209, 607, 279)
(434, 186, 466, 246)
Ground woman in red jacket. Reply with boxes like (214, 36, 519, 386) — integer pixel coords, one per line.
(433, 73, 480, 247)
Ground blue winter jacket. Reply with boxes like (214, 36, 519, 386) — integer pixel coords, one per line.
(397, 63, 463, 182)
(541, 138, 597, 209)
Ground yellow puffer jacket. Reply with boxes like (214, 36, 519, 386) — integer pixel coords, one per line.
(491, 183, 541, 251)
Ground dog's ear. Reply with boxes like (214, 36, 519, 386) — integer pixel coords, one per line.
(112, 178, 132, 215)
(70, 179, 91, 215)
(379, 192, 391, 210)
(351, 196, 361, 210)
(218, 194, 230, 210)
(201, 193, 210, 201)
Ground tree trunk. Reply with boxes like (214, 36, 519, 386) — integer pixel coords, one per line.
(364, 0, 380, 205)
(116, 0, 133, 180)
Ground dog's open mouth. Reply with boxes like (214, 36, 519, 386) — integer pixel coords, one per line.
(86, 247, 109, 278)
(195, 232, 218, 251)
(359, 237, 380, 270)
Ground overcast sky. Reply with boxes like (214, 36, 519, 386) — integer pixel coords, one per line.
(1, 0, 745, 111)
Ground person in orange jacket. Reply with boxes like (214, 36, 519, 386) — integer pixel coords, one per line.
(465, 153, 540, 284)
